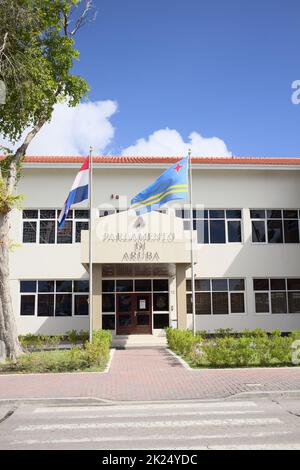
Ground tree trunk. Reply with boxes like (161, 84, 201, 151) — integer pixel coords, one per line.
(0, 121, 46, 361)
(0, 210, 22, 360)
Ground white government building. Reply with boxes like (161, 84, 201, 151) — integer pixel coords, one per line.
(6, 155, 300, 341)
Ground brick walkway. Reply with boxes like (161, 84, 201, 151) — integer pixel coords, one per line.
(0, 349, 300, 401)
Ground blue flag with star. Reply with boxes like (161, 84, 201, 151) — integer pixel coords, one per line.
(131, 157, 189, 214)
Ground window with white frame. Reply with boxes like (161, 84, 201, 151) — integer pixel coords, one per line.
(251, 209, 300, 244)
(99, 208, 166, 218)
(253, 278, 300, 314)
(176, 209, 242, 244)
(22, 209, 89, 244)
(186, 278, 246, 315)
(20, 280, 89, 316)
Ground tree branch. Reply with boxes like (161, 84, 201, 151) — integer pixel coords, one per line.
(0, 32, 8, 57)
(69, 0, 96, 36)
(7, 119, 46, 192)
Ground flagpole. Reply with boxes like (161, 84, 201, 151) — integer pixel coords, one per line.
(188, 148, 196, 335)
(88, 145, 93, 343)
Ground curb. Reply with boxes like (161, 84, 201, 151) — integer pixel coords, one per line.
(229, 390, 300, 400)
(166, 348, 193, 370)
(103, 348, 115, 373)
(1, 390, 300, 407)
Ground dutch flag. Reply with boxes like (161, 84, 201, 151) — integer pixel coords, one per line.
(58, 156, 89, 229)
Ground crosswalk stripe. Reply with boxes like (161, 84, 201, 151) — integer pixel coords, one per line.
(12, 430, 292, 446)
(123, 444, 300, 450)
(31, 410, 264, 420)
(34, 401, 257, 413)
(204, 444, 300, 450)
(16, 417, 281, 431)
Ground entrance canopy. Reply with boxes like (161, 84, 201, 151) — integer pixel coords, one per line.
(81, 210, 192, 265)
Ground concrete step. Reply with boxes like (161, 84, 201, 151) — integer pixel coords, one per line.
(111, 334, 167, 349)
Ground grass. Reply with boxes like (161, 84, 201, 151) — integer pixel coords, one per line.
(0, 349, 104, 374)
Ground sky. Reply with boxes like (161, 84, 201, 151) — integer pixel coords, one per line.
(4, 0, 300, 157)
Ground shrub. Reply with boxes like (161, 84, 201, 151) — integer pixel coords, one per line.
(166, 328, 202, 356)
(66, 329, 89, 343)
(19, 334, 44, 351)
(3, 329, 112, 373)
(167, 328, 298, 368)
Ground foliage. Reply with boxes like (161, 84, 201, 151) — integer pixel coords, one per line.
(165, 327, 202, 356)
(0, 177, 23, 213)
(0, 0, 90, 144)
(19, 333, 62, 351)
(166, 328, 300, 368)
(66, 329, 89, 343)
(19, 330, 90, 351)
(3, 329, 112, 373)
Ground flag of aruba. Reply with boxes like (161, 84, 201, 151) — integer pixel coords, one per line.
(131, 157, 189, 215)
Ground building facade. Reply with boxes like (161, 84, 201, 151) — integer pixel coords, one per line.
(8, 156, 300, 337)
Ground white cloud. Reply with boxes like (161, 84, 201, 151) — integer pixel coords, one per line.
(1, 100, 118, 155)
(121, 128, 232, 157)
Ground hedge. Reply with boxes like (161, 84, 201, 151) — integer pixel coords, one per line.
(166, 328, 300, 368)
(1, 330, 112, 373)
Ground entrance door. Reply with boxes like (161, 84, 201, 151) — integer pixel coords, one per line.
(116, 293, 152, 335)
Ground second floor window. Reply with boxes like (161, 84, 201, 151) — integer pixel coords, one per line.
(251, 209, 300, 244)
(22, 209, 89, 244)
(176, 209, 242, 244)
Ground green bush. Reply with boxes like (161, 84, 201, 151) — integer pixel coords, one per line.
(166, 328, 202, 356)
(19, 330, 90, 352)
(167, 328, 300, 368)
(3, 329, 112, 374)
(66, 329, 89, 343)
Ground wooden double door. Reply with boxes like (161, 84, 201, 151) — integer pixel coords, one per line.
(116, 292, 152, 335)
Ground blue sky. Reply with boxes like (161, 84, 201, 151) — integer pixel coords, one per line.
(70, 0, 300, 157)
(5, 0, 299, 157)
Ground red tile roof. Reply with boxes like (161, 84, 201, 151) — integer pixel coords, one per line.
(1, 156, 300, 165)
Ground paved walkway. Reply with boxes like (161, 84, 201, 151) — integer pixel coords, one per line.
(0, 349, 300, 401)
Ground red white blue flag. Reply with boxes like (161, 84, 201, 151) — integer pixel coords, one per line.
(58, 156, 89, 229)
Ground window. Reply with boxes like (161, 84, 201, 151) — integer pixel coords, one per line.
(186, 278, 245, 315)
(176, 209, 242, 244)
(99, 209, 126, 217)
(251, 209, 300, 244)
(22, 209, 89, 244)
(20, 280, 89, 317)
(102, 315, 116, 330)
(253, 278, 300, 314)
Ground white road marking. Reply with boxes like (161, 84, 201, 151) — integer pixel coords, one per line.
(205, 444, 300, 450)
(12, 431, 292, 446)
(31, 410, 264, 419)
(34, 401, 257, 413)
(124, 444, 300, 450)
(16, 417, 281, 431)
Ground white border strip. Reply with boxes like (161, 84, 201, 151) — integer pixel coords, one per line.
(103, 348, 115, 373)
(166, 348, 193, 370)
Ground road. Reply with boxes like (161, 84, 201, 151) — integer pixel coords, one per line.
(0, 397, 300, 450)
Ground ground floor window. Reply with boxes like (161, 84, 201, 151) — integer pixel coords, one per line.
(101, 278, 169, 331)
(253, 278, 300, 314)
(186, 278, 246, 315)
(20, 280, 89, 317)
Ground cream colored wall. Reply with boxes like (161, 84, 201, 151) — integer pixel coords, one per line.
(10, 165, 300, 334)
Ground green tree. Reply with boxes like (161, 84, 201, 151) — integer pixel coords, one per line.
(0, 0, 93, 360)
